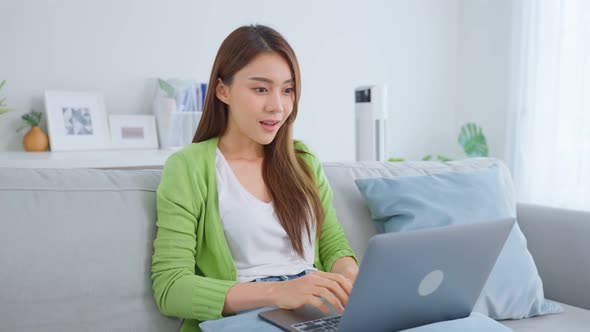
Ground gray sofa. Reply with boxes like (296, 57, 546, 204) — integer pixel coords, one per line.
(0, 158, 588, 331)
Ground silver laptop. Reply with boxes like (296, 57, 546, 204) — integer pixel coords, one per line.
(259, 218, 515, 332)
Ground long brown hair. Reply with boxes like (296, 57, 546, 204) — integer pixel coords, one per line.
(193, 24, 324, 257)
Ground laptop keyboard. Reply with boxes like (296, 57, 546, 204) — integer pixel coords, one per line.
(291, 314, 342, 332)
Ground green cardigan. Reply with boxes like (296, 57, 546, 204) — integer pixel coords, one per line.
(151, 136, 357, 332)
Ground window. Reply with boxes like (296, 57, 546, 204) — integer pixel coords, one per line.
(509, 0, 590, 211)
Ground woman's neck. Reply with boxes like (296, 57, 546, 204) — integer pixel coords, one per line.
(218, 132, 264, 161)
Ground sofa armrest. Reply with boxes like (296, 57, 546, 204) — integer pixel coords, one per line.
(517, 203, 590, 310)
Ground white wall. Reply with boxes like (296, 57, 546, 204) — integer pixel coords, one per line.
(454, 0, 513, 160)
(0, 0, 459, 162)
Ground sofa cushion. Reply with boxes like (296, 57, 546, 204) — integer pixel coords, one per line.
(501, 302, 590, 332)
(403, 312, 512, 332)
(353, 165, 562, 319)
(200, 307, 512, 332)
(321, 158, 514, 262)
(0, 168, 179, 332)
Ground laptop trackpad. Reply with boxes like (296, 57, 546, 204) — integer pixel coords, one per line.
(259, 304, 340, 331)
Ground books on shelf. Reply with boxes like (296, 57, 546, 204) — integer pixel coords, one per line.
(154, 78, 207, 148)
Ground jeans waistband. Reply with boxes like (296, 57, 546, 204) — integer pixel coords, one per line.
(252, 269, 314, 283)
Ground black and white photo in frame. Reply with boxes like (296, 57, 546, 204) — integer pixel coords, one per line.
(45, 90, 110, 151)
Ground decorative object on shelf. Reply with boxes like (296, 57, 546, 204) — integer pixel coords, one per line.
(17, 109, 49, 152)
(458, 122, 489, 157)
(153, 78, 206, 148)
(421, 154, 453, 162)
(45, 90, 110, 151)
(108, 114, 159, 150)
(0, 80, 14, 116)
(157, 78, 207, 113)
(388, 122, 489, 162)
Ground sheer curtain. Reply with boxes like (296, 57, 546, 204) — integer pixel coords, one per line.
(508, 0, 590, 211)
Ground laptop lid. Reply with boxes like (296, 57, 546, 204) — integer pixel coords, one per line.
(260, 218, 515, 332)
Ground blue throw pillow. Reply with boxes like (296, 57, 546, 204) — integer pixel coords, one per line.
(200, 307, 512, 332)
(354, 165, 562, 320)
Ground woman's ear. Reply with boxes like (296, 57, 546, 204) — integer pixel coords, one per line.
(215, 78, 230, 105)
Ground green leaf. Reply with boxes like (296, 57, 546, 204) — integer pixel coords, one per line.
(458, 122, 488, 157)
(422, 154, 453, 161)
(158, 79, 175, 98)
(19, 109, 42, 127)
(387, 157, 405, 162)
(0, 80, 12, 115)
(33, 110, 42, 124)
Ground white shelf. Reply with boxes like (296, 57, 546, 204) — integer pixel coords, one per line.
(0, 149, 179, 169)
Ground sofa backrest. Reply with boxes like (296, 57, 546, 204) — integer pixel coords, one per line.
(0, 168, 180, 332)
(0, 157, 512, 331)
(322, 157, 514, 261)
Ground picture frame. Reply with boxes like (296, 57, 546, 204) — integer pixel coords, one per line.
(108, 114, 159, 149)
(45, 90, 111, 151)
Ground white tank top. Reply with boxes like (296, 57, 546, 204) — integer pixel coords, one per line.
(215, 148, 317, 283)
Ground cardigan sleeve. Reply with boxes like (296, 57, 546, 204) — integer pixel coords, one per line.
(295, 141, 358, 272)
(151, 152, 236, 321)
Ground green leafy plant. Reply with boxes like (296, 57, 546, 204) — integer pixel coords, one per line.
(18, 109, 43, 132)
(422, 154, 453, 162)
(0, 80, 15, 115)
(158, 78, 175, 98)
(387, 157, 405, 162)
(458, 122, 488, 157)
(388, 122, 489, 162)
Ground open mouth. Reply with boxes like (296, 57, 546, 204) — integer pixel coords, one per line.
(260, 120, 280, 131)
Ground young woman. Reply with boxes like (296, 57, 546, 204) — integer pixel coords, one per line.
(151, 24, 359, 332)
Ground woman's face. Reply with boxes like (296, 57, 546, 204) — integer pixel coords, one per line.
(216, 52, 295, 146)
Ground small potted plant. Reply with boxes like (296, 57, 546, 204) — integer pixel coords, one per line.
(18, 109, 49, 152)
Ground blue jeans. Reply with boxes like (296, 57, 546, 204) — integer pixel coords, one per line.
(251, 269, 314, 283)
(199, 269, 315, 332)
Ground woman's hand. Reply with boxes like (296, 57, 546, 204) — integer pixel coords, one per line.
(270, 271, 353, 314)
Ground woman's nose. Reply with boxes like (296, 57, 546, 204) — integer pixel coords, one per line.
(265, 91, 284, 113)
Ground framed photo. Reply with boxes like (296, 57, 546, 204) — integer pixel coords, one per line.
(45, 90, 111, 151)
(108, 114, 159, 149)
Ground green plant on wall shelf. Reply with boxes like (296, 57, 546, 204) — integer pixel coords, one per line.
(387, 157, 405, 162)
(421, 155, 453, 162)
(18, 109, 43, 132)
(18, 109, 50, 152)
(0, 80, 15, 115)
(458, 122, 488, 157)
(388, 122, 489, 162)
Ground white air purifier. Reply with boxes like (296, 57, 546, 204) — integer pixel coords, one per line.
(355, 85, 388, 162)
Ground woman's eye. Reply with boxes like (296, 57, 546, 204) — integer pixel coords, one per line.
(284, 88, 294, 94)
(254, 87, 267, 93)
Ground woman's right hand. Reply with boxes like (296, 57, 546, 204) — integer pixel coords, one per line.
(270, 271, 353, 314)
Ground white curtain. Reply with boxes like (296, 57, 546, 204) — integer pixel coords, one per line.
(508, 0, 590, 211)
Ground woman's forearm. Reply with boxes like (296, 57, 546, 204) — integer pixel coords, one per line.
(222, 258, 358, 316)
(330, 256, 359, 283)
(222, 281, 277, 315)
